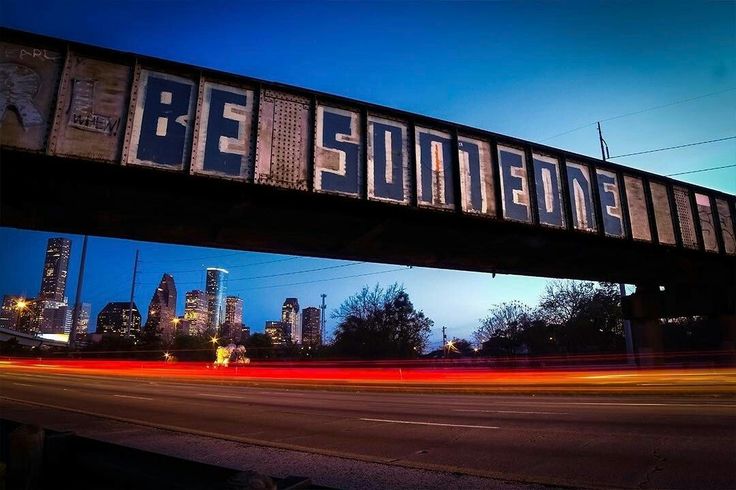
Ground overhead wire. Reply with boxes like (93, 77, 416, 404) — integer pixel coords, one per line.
(608, 136, 736, 159)
(540, 87, 736, 142)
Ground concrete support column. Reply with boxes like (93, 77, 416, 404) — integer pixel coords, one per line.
(623, 284, 664, 366)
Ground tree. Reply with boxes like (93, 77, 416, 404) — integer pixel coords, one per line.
(332, 283, 432, 359)
(473, 301, 533, 354)
(539, 280, 624, 353)
(244, 333, 274, 359)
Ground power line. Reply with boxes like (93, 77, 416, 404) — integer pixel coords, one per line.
(136, 257, 302, 274)
(665, 163, 736, 177)
(608, 136, 735, 159)
(237, 266, 411, 291)
(540, 87, 736, 142)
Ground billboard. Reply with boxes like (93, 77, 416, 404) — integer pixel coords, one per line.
(2, 29, 735, 257)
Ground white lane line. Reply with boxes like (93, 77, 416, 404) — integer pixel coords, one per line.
(13, 382, 34, 387)
(453, 409, 568, 415)
(360, 418, 499, 429)
(113, 394, 153, 401)
(198, 393, 247, 399)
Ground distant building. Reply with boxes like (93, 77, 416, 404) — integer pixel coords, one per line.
(0, 295, 23, 330)
(72, 303, 92, 335)
(265, 320, 285, 346)
(206, 268, 228, 331)
(39, 238, 71, 302)
(145, 273, 177, 343)
(241, 324, 251, 341)
(225, 296, 243, 326)
(281, 298, 301, 343)
(96, 302, 141, 336)
(302, 306, 322, 346)
(36, 300, 69, 334)
(184, 290, 208, 335)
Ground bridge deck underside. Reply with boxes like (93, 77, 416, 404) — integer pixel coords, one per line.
(1, 150, 733, 291)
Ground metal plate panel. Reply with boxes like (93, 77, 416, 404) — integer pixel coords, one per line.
(415, 127, 455, 210)
(533, 153, 564, 227)
(48, 54, 131, 162)
(459, 135, 495, 216)
(314, 104, 362, 197)
(596, 169, 624, 237)
(191, 80, 254, 180)
(498, 145, 530, 222)
(673, 186, 698, 249)
(623, 175, 652, 242)
(715, 198, 736, 255)
(367, 115, 410, 205)
(0, 42, 63, 151)
(694, 193, 718, 252)
(255, 90, 310, 190)
(566, 161, 596, 232)
(650, 182, 676, 245)
(124, 69, 196, 170)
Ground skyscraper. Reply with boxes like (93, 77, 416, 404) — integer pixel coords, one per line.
(39, 238, 71, 302)
(145, 273, 177, 343)
(96, 302, 141, 336)
(265, 320, 285, 346)
(302, 306, 322, 346)
(281, 298, 301, 344)
(206, 268, 228, 331)
(225, 296, 243, 326)
(0, 295, 24, 330)
(184, 290, 208, 335)
(220, 295, 244, 342)
(73, 303, 92, 336)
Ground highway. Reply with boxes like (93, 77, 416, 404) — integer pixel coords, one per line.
(1, 367, 735, 489)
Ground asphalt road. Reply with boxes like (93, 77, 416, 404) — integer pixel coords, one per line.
(1, 369, 735, 489)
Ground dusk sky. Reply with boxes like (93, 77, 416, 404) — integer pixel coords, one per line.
(1, 1, 734, 347)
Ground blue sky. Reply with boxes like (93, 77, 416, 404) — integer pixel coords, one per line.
(1, 1, 734, 347)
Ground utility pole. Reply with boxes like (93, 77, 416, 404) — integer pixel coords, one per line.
(597, 122, 634, 364)
(68, 235, 88, 351)
(127, 250, 139, 337)
(320, 294, 327, 342)
(442, 325, 447, 359)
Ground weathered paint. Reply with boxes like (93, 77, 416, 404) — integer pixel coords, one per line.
(314, 105, 362, 197)
(498, 145, 530, 223)
(459, 136, 495, 216)
(623, 175, 652, 242)
(673, 186, 698, 249)
(566, 161, 596, 232)
(694, 193, 718, 252)
(0, 41, 62, 151)
(255, 90, 310, 190)
(49, 54, 131, 162)
(125, 69, 196, 170)
(191, 80, 254, 180)
(596, 169, 624, 238)
(415, 127, 454, 210)
(650, 182, 677, 246)
(715, 199, 736, 254)
(533, 154, 564, 227)
(367, 115, 410, 205)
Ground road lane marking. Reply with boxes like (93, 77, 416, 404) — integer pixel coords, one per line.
(113, 394, 153, 401)
(198, 393, 247, 399)
(13, 383, 34, 387)
(360, 418, 499, 429)
(453, 409, 568, 415)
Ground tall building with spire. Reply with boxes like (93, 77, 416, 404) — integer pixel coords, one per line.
(145, 273, 177, 343)
(206, 268, 228, 331)
(281, 298, 301, 344)
(184, 290, 208, 335)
